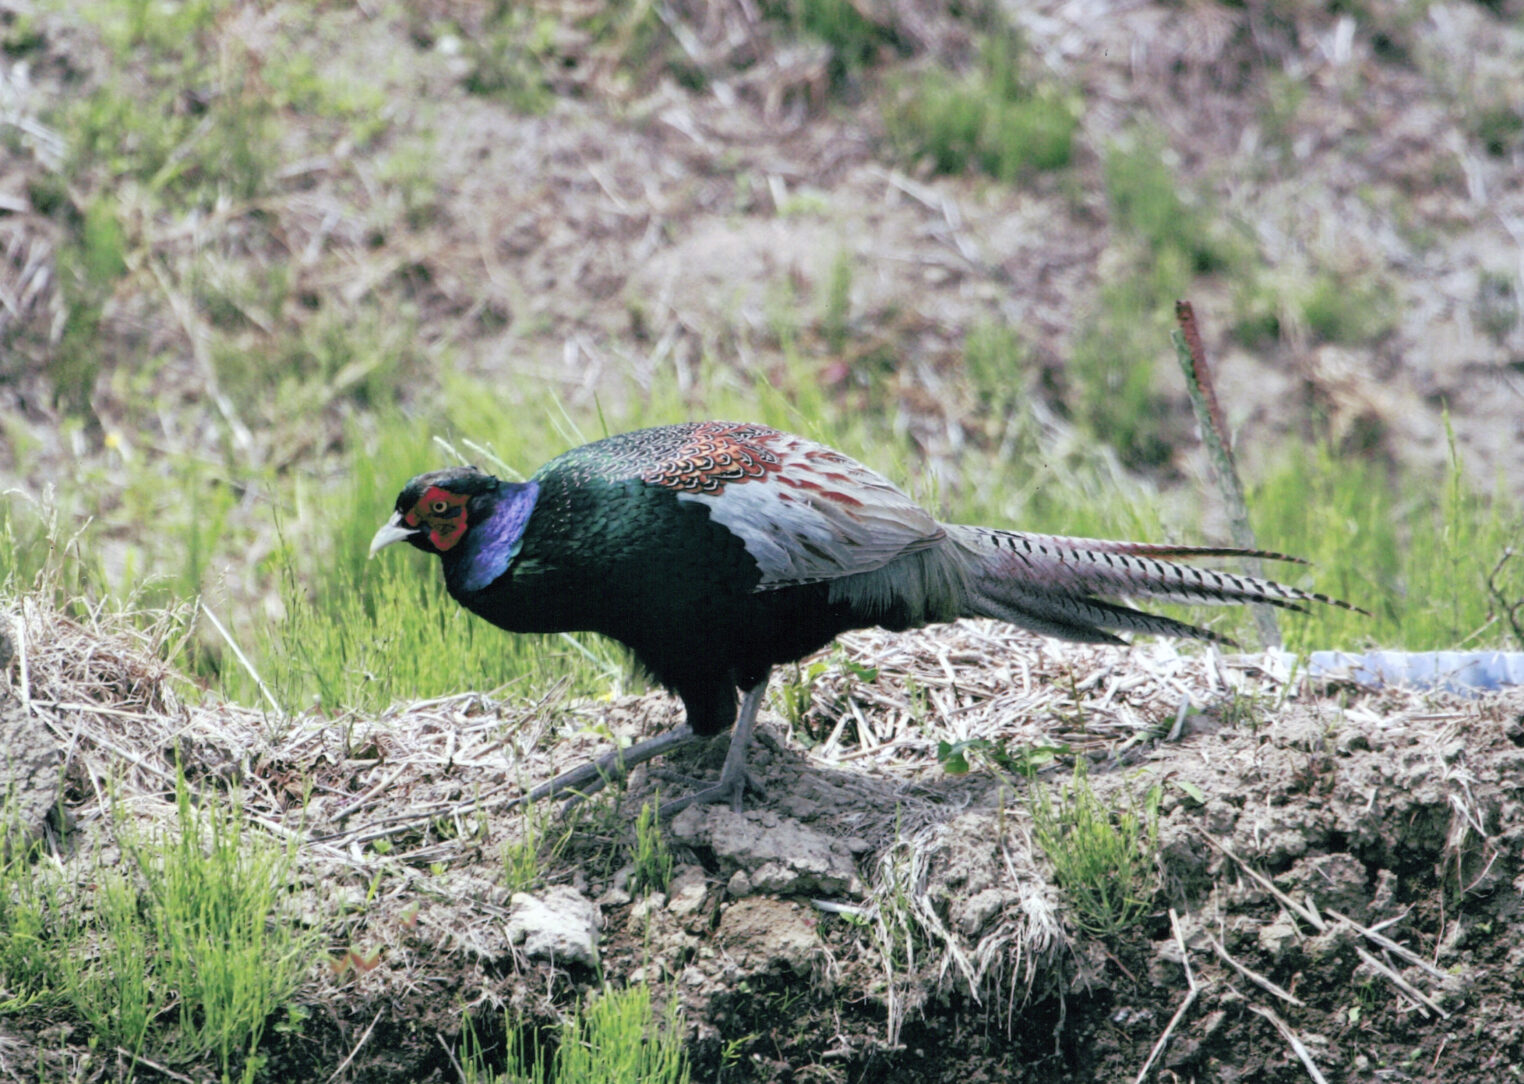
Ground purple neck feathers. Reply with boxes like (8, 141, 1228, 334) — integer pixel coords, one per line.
(454, 481, 539, 593)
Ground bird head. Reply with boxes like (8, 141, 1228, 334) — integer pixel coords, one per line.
(370, 467, 500, 558)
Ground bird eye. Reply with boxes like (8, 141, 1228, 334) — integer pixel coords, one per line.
(429, 499, 450, 514)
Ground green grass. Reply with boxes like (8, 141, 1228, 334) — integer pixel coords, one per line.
(1103, 139, 1246, 275)
(503, 801, 572, 895)
(66, 1, 277, 204)
(0, 806, 60, 1014)
(1251, 431, 1524, 652)
(1066, 274, 1180, 471)
(461, 985, 690, 1084)
(885, 28, 1079, 182)
(12, 355, 1521, 720)
(767, 0, 899, 85)
(458, 4, 557, 108)
(1, 769, 312, 1083)
(110, 773, 308, 1080)
(1067, 139, 1252, 469)
(628, 798, 673, 898)
(1029, 764, 1161, 938)
(1232, 267, 1398, 348)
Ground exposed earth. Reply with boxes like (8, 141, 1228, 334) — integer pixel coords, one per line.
(5, 606, 1524, 1081)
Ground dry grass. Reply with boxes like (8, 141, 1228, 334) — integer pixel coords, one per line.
(4, 587, 1520, 1079)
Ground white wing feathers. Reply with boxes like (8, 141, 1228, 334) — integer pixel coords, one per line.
(677, 440, 945, 590)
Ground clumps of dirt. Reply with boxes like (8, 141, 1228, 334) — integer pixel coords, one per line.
(1113, 687, 1524, 1081)
(6, 597, 1524, 1082)
(669, 804, 865, 897)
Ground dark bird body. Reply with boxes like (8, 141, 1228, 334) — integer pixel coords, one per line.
(372, 421, 1356, 811)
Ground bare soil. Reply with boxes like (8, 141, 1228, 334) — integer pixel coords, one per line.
(6, 607, 1524, 1082)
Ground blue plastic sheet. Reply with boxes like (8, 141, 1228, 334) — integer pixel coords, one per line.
(1301, 651, 1524, 693)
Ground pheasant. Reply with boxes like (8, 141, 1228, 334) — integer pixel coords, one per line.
(371, 421, 1356, 813)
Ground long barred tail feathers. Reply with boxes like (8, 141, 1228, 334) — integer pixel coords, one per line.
(949, 525, 1365, 645)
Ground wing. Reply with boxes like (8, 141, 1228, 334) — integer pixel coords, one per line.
(640, 422, 946, 590)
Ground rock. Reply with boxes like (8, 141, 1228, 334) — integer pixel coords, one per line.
(629, 894, 665, 925)
(1433, 967, 1474, 1008)
(1304, 924, 1355, 962)
(669, 805, 861, 897)
(1370, 869, 1398, 913)
(952, 887, 1015, 938)
(1149, 935, 1186, 986)
(506, 886, 600, 968)
(598, 886, 632, 908)
(1257, 915, 1300, 959)
(0, 698, 61, 853)
(667, 864, 709, 917)
(716, 897, 820, 973)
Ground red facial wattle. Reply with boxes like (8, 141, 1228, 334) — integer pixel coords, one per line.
(406, 486, 470, 551)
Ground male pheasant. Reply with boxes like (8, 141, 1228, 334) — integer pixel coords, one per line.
(371, 421, 1354, 813)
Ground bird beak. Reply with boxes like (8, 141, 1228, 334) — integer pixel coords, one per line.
(369, 513, 419, 558)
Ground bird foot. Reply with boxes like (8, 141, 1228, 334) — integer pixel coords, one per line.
(658, 774, 747, 817)
(651, 766, 764, 817)
(507, 725, 699, 816)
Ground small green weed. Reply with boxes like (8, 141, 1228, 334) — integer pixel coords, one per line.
(58, 868, 154, 1057)
(130, 771, 309, 1079)
(503, 801, 572, 894)
(36, 768, 313, 1082)
(555, 985, 690, 1084)
(1474, 269, 1519, 343)
(1066, 275, 1179, 470)
(0, 807, 61, 1013)
(1299, 270, 1396, 345)
(459, 4, 556, 109)
(1236, 266, 1397, 349)
(767, 0, 896, 85)
(1065, 136, 1254, 468)
(1103, 138, 1246, 275)
(963, 320, 1029, 412)
(1470, 101, 1524, 158)
(1029, 763, 1161, 937)
(937, 738, 1068, 778)
(777, 658, 831, 733)
(775, 649, 877, 742)
(67, 11, 277, 203)
(461, 984, 690, 1084)
(629, 798, 673, 897)
(822, 249, 853, 355)
(1250, 426, 1523, 651)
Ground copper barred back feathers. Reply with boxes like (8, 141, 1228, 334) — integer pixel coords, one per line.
(637, 422, 784, 494)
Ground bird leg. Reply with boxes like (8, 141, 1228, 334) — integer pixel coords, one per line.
(660, 675, 770, 817)
(509, 724, 699, 811)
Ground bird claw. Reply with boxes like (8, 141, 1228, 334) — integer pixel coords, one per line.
(507, 725, 700, 816)
(657, 766, 763, 818)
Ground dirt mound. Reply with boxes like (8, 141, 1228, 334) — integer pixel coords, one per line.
(6, 601, 1524, 1081)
